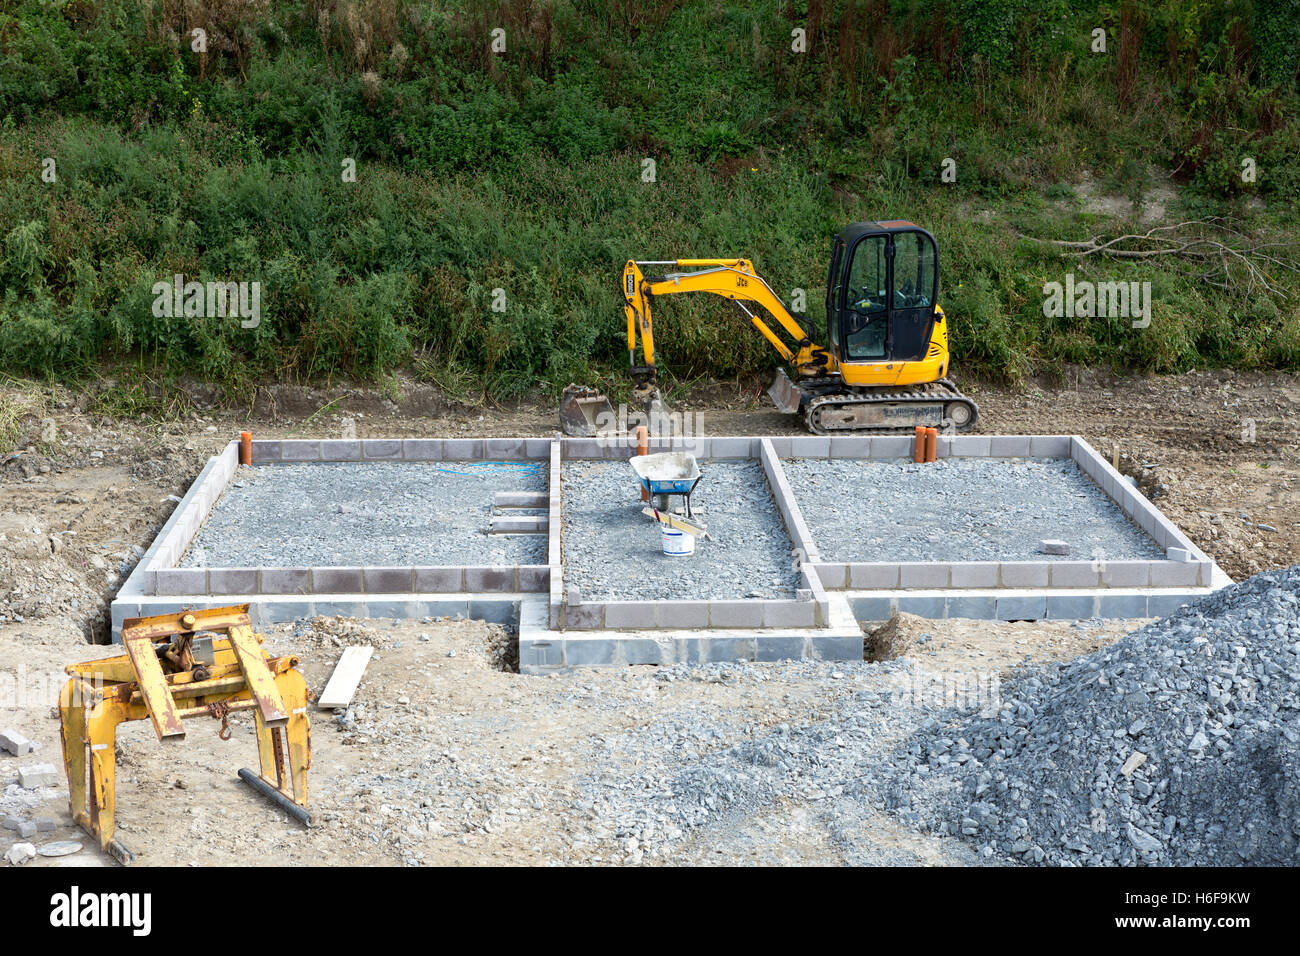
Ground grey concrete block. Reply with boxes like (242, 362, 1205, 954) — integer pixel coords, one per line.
(949, 435, 991, 457)
(755, 637, 807, 662)
(319, 439, 362, 461)
(421, 600, 471, 619)
(850, 564, 900, 589)
(811, 636, 866, 661)
(564, 639, 613, 671)
(1165, 546, 1190, 562)
(207, 567, 260, 596)
(899, 562, 950, 589)
(468, 600, 516, 624)
(1099, 593, 1149, 618)
(814, 563, 848, 589)
(829, 436, 871, 458)
(563, 438, 601, 459)
(765, 436, 794, 458)
(707, 600, 764, 628)
(1100, 561, 1151, 588)
(443, 438, 482, 460)
(362, 439, 404, 460)
(260, 598, 316, 620)
(1149, 561, 1199, 587)
(496, 491, 547, 508)
(1000, 562, 1050, 588)
(564, 603, 604, 629)
(996, 595, 1046, 620)
(620, 639, 665, 666)
(1029, 435, 1071, 457)
(1147, 594, 1193, 618)
(1049, 562, 1101, 588)
(364, 567, 414, 593)
(0, 729, 35, 756)
(945, 595, 998, 619)
(489, 516, 548, 533)
(518, 566, 549, 592)
(156, 568, 206, 596)
(1039, 539, 1071, 555)
(260, 568, 311, 595)
(279, 440, 321, 461)
(869, 436, 912, 459)
(402, 439, 444, 460)
(656, 601, 709, 628)
(1047, 594, 1099, 620)
(789, 436, 831, 458)
(18, 764, 59, 788)
(312, 567, 363, 593)
(676, 638, 707, 664)
(706, 637, 757, 663)
(950, 562, 999, 588)
(851, 596, 895, 621)
(465, 567, 516, 592)
(604, 601, 656, 629)
(1197, 561, 1214, 586)
(311, 600, 368, 619)
(415, 567, 463, 592)
(34, 817, 56, 833)
(485, 438, 527, 460)
(519, 639, 560, 673)
(525, 438, 552, 458)
(710, 437, 754, 458)
(762, 600, 816, 628)
(989, 436, 1030, 457)
(896, 596, 947, 619)
(251, 440, 281, 461)
(16, 820, 37, 838)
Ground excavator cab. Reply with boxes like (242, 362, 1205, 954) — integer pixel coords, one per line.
(827, 221, 939, 366)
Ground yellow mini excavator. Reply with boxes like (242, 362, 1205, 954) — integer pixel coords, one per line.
(560, 221, 978, 435)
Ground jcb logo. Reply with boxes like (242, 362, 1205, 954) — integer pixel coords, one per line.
(736, 276, 748, 288)
(625, 275, 635, 296)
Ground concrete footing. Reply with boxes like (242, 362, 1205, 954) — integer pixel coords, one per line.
(112, 432, 1230, 673)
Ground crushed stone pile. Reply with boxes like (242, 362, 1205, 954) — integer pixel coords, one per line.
(882, 565, 1300, 865)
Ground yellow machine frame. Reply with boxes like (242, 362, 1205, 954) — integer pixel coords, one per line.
(621, 258, 951, 388)
(58, 605, 312, 865)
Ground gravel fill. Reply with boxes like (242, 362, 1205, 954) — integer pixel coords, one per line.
(782, 456, 1165, 562)
(877, 565, 1300, 865)
(181, 461, 546, 567)
(562, 459, 800, 601)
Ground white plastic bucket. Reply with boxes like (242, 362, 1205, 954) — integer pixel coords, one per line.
(661, 527, 696, 557)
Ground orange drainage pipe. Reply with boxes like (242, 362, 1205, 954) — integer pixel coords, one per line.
(239, 431, 252, 465)
(636, 425, 649, 501)
(924, 427, 938, 463)
(913, 426, 926, 463)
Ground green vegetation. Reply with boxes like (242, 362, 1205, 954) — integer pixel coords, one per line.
(1, 0, 1298, 401)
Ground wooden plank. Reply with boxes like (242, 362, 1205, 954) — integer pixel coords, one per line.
(228, 624, 289, 728)
(317, 646, 374, 710)
(641, 507, 712, 540)
(123, 635, 186, 741)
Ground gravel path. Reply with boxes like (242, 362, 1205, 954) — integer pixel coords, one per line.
(181, 461, 547, 567)
(562, 459, 800, 601)
(782, 456, 1165, 562)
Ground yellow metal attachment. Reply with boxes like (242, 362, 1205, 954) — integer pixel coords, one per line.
(58, 605, 313, 865)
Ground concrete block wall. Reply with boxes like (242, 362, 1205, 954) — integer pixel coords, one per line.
(113, 432, 1227, 643)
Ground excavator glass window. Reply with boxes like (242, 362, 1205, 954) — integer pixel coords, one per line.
(843, 235, 888, 358)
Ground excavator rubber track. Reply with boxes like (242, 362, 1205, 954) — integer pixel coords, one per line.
(802, 378, 979, 435)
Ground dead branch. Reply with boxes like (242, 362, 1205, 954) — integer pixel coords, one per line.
(1018, 217, 1300, 299)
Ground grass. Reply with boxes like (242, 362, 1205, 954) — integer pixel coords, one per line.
(0, 0, 1296, 405)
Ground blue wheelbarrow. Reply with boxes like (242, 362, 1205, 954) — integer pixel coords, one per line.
(629, 452, 703, 517)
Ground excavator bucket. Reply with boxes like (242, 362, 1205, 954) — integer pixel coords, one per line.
(767, 369, 804, 414)
(559, 384, 615, 437)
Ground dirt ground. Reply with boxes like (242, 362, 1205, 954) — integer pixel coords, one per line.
(0, 367, 1296, 866)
